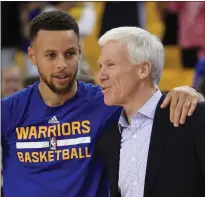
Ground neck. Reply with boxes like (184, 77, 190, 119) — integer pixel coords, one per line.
(38, 81, 78, 107)
(123, 83, 157, 124)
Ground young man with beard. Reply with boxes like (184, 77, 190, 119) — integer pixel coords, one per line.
(1, 11, 202, 197)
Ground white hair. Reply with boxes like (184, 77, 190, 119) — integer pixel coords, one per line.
(98, 27, 164, 87)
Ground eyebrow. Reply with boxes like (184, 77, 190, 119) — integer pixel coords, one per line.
(44, 49, 57, 54)
(97, 58, 114, 66)
(44, 47, 77, 54)
(105, 59, 113, 63)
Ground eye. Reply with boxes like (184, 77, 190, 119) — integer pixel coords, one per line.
(108, 63, 115, 68)
(66, 51, 76, 57)
(47, 53, 56, 59)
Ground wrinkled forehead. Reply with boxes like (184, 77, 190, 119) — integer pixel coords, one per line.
(98, 41, 129, 64)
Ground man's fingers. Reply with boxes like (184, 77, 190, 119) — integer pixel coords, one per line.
(161, 92, 171, 108)
(188, 98, 198, 116)
(179, 99, 191, 124)
(170, 91, 179, 123)
(173, 93, 186, 127)
(167, 86, 199, 126)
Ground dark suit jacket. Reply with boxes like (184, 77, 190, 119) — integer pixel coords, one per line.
(96, 95, 205, 197)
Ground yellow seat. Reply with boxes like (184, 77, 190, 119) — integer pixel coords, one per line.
(159, 68, 195, 91)
(164, 46, 182, 68)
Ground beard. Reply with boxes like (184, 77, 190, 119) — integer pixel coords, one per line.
(38, 68, 78, 95)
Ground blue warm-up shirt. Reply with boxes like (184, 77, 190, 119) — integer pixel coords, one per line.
(1, 81, 122, 197)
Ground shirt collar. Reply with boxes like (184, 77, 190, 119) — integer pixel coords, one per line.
(119, 89, 162, 130)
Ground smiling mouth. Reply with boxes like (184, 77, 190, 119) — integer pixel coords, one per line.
(54, 75, 69, 79)
(102, 87, 111, 93)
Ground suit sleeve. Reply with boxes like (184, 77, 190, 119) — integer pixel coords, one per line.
(195, 102, 205, 177)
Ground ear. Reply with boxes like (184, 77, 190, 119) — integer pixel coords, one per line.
(139, 61, 152, 80)
(28, 46, 36, 65)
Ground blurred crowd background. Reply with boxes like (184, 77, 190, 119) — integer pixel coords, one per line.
(1, 1, 205, 98)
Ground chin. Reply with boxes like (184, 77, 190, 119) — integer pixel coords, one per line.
(104, 97, 116, 106)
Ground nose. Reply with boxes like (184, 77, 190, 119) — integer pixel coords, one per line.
(97, 66, 109, 83)
(57, 55, 68, 70)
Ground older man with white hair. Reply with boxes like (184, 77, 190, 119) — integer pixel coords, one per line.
(97, 27, 205, 197)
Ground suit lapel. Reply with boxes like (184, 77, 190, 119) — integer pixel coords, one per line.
(144, 94, 172, 197)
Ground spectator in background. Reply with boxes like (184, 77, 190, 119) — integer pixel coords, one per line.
(193, 57, 205, 88)
(2, 2, 22, 67)
(2, 66, 24, 98)
(99, 2, 146, 38)
(157, 2, 178, 45)
(199, 73, 205, 98)
(194, 56, 205, 99)
(193, 38, 205, 99)
(168, 2, 205, 68)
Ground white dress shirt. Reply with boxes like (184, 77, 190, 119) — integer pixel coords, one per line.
(118, 90, 162, 197)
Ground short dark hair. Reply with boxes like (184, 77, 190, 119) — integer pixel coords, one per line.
(29, 10, 79, 43)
